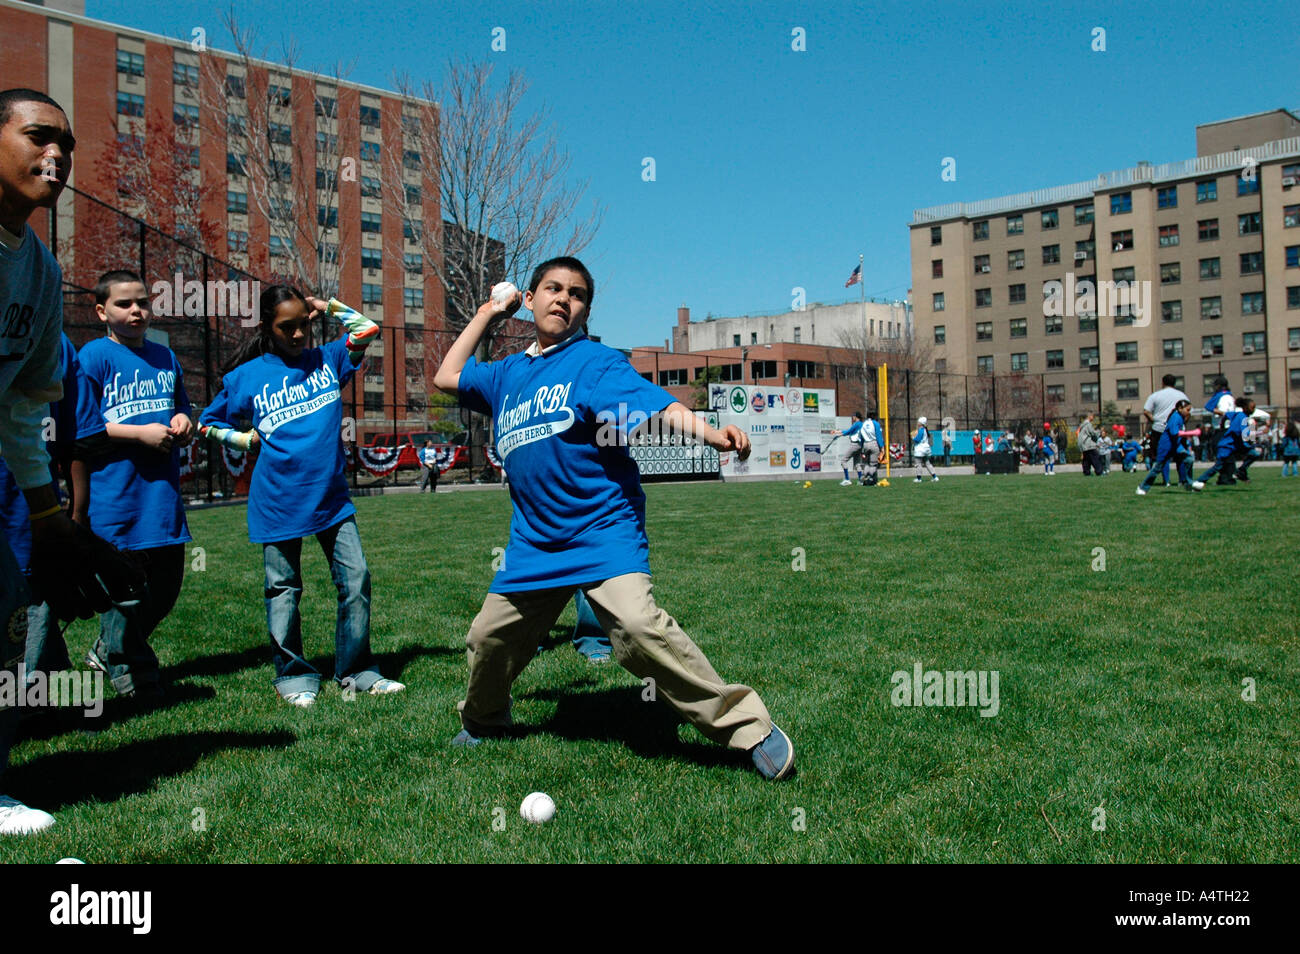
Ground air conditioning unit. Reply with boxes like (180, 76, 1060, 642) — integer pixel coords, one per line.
(1242, 385, 1255, 394)
(1242, 345, 1254, 354)
(1290, 341, 1300, 350)
(979, 265, 991, 273)
(1013, 262, 1024, 269)
(1202, 348, 1214, 357)
(1074, 251, 1088, 260)
(125, 74, 139, 86)
(1284, 176, 1297, 187)
(1209, 308, 1221, 317)
(1088, 359, 1100, 369)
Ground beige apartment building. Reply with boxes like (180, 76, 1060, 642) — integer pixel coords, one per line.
(910, 110, 1300, 421)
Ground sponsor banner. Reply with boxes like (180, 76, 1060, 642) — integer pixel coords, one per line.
(804, 443, 822, 472)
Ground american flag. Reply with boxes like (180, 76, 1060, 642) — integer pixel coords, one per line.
(844, 264, 862, 288)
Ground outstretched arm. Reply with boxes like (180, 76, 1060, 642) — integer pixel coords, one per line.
(656, 402, 751, 458)
(433, 289, 522, 393)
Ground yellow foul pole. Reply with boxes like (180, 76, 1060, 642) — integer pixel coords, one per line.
(878, 364, 889, 477)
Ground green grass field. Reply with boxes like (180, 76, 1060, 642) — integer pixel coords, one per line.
(2, 471, 1298, 863)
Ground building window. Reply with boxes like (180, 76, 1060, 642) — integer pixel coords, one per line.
(1288, 287, 1300, 310)
(1202, 374, 1223, 397)
(977, 356, 994, 375)
(732, 334, 741, 346)
(1006, 214, 1023, 235)
(317, 242, 337, 263)
(404, 253, 423, 274)
(932, 292, 945, 311)
(173, 62, 200, 87)
(1288, 246, 1300, 268)
(361, 211, 382, 233)
(1198, 218, 1219, 241)
(360, 105, 381, 128)
(1238, 175, 1260, 196)
(225, 75, 245, 99)
(1289, 327, 1300, 349)
(930, 259, 944, 279)
(403, 150, 422, 170)
(360, 142, 381, 162)
(1081, 382, 1100, 403)
(975, 288, 992, 308)
(268, 235, 294, 258)
(1242, 331, 1265, 353)
(361, 176, 382, 198)
(1196, 179, 1217, 203)
(116, 50, 145, 76)
(792, 326, 801, 343)
(226, 230, 248, 253)
(1238, 212, 1262, 236)
(1199, 257, 1221, 280)
(267, 84, 292, 107)
(1111, 230, 1134, 251)
(934, 359, 946, 373)
(1045, 315, 1062, 334)
(973, 221, 989, 241)
(1158, 224, 1179, 247)
(1011, 352, 1029, 371)
(976, 321, 992, 341)
(1157, 186, 1177, 209)
(750, 360, 777, 380)
(1285, 205, 1300, 228)
(1078, 315, 1097, 333)
(1074, 203, 1094, 225)
(1010, 317, 1027, 338)
(1163, 338, 1183, 359)
(1201, 297, 1222, 319)
(316, 132, 340, 153)
(1202, 335, 1224, 356)
(269, 159, 291, 183)
(403, 220, 421, 241)
(788, 360, 819, 378)
(974, 254, 990, 274)
(1292, 369, 1300, 391)
(226, 152, 246, 175)
(933, 325, 946, 344)
(930, 225, 942, 245)
(1110, 193, 1132, 215)
(1117, 379, 1139, 400)
(1241, 292, 1264, 315)
(315, 95, 337, 117)
(1080, 346, 1099, 368)
(1115, 341, 1137, 362)
(227, 191, 247, 214)
(181, 145, 200, 169)
(361, 248, 382, 270)
(1008, 284, 1026, 304)
(1160, 262, 1181, 284)
(1162, 300, 1182, 323)
(1046, 349, 1064, 369)
(362, 283, 383, 305)
(1046, 383, 1065, 402)
(1240, 251, 1263, 275)
(1075, 239, 1095, 260)
(1042, 244, 1060, 265)
(1242, 371, 1267, 395)
(268, 122, 293, 145)
(116, 92, 144, 117)
(1008, 250, 1025, 270)
(1285, 163, 1300, 179)
(405, 184, 421, 205)
(317, 206, 338, 228)
(1041, 209, 1059, 229)
(405, 288, 423, 309)
(1113, 266, 1135, 283)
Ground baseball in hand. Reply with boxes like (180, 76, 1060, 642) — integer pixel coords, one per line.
(491, 282, 519, 305)
(520, 791, 556, 824)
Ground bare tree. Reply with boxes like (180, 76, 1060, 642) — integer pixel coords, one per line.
(391, 61, 603, 354)
(200, 11, 350, 301)
(834, 320, 935, 415)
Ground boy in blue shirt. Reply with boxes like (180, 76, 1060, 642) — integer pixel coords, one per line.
(1193, 398, 1259, 489)
(1136, 400, 1198, 495)
(75, 270, 193, 698)
(433, 258, 795, 780)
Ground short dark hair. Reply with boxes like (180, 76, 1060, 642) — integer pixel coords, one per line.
(1162, 374, 1177, 387)
(1212, 375, 1230, 392)
(527, 256, 595, 308)
(853, 411, 863, 420)
(0, 88, 65, 129)
(93, 269, 144, 306)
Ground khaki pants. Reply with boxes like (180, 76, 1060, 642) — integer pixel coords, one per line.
(458, 573, 772, 750)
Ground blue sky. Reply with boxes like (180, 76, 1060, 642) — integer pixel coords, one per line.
(91, 0, 1300, 350)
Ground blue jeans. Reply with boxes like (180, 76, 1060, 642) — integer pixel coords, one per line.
(1140, 440, 1191, 489)
(1, 524, 32, 791)
(90, 544, 184, 696)
(263, 516, 380, 696)
(571, 589, 612, 657)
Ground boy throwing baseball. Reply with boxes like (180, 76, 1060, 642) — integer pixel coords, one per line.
(433, 257, 795, 780)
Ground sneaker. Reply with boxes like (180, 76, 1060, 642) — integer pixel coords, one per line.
(451, 728, 483, 747)
(0, 795, 55, 836)
(1192, 480, 1205, 491)
(367, 678, 406, 695)
(85, 646, 108, 675)
(750, 724, 795, 781)
(283, 690, 317, 708)
(931, 476, 939, 482)
(914, 477, 922, 483)
(1135, 486, 1147, 495)
(839, 479, 852, 486)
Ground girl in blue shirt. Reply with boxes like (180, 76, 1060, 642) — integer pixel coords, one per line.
(199, 285, 403, 707)
(1041, 428, 1056, 475)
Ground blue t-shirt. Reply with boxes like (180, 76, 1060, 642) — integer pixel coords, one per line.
(457, 333, 676, 593)
(0, 334, 96, 571)
(200, 338, 356, 544)
(75, 336, 190, 550)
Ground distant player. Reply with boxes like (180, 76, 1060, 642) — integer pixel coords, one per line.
(912, 416, 937, 482)
(1193, 397, 1255, 490)
(1282, 422, 1300, 478)
(838, 411, 866, 486)
(1136, 400, 1199, 495)
(1041, 426, 1056, 475)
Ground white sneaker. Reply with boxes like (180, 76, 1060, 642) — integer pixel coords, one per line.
(914, 477, 922, 483)
(1135, 486, 1147, 496)
(840, 479, 852, 486)
(283, 689, 318, 708)
(367, 678, 406, 695)
(0, 795, 55, 835)
(1192, 481, 1205, 491)
(931, 476, 939, 482)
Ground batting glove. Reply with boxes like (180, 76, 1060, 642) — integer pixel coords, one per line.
(327, 298, 380, 353)
(200, 424, 256, 451)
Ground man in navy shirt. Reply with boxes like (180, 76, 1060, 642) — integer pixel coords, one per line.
(434, 258, 795, 780)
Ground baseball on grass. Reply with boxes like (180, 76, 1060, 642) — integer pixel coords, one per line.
(520, 791, 556, 824)
(491, 281, 519, 305)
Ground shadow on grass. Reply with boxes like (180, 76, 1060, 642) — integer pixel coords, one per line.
(162, 644, 267, 682)
(518, 684, 737, 773)
(7, 729, 297, 811)
(16, 683, 217, 744)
